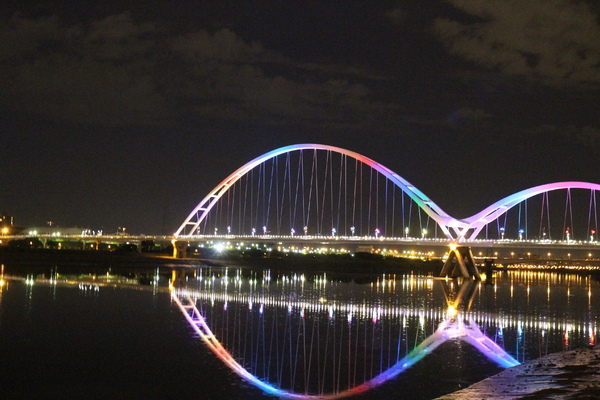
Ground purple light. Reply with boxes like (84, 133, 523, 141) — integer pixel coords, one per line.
(174, 144, 600, 241)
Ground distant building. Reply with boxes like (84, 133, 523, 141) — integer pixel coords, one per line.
(1, 214, 14, 234)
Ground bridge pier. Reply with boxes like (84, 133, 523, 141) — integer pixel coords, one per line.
(172, 240, 188, 258)
(440, 245, 481, 280)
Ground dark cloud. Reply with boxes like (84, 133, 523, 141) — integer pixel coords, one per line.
(446, 107, 492, 124)
(434, 0, 600, 87)
(385, 7, 408, 24)
(0, 12, 390, 129)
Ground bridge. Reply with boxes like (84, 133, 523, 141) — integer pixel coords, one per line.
(176, 144, 600, 241)
(2, 144, 599, 265)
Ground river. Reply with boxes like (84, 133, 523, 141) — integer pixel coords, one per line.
(0, 264, 598, 399)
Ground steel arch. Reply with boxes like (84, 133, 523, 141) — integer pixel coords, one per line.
(458, 182, 600, 240)
(176, 144, 600, 240)
(174, 144, 462, 237)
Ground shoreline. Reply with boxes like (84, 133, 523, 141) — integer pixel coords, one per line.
(0, 246, 443, 274)
(435, 346, 600, 399)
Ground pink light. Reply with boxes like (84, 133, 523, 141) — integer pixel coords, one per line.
(174, 144, 600, 241)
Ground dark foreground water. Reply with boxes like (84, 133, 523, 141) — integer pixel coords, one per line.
(0, 265, 598, 399)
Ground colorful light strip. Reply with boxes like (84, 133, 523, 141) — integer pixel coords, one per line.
(174, 144, 457, 237)
(175, 144, 600, 240)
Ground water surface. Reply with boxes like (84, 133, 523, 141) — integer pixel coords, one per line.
(0, 266, 598, 399)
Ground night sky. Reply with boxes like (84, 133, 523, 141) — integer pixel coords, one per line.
(1, 1, 599, 235)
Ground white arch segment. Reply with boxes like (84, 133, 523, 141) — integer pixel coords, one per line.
(458, 181, 600, 240)
(174, 144, 461, 237)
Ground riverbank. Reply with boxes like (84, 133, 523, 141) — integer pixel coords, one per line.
(0, 246, 443, 276)
(436, 345, 600, 399)
(0, 247, 199, 267)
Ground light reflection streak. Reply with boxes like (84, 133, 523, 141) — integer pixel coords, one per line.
(176, 278, 597, 338)
(173, 274, 538, 398)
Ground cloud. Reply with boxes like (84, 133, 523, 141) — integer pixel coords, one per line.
(434, 0, 600, 87)
(555, 124, 600, 154)
(0, 13, 166, 125)
(0, 12, 385, 129)
(386, 7, 408, 24)
(445, 106, 492, 124)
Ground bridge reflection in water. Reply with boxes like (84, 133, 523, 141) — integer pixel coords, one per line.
(173, 269, 598, 398)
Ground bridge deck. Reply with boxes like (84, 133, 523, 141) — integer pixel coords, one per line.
(436, 345, 600, 399)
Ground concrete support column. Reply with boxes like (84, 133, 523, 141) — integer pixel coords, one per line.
(440, 245, 481, 280)
(172, 240, 188, 258)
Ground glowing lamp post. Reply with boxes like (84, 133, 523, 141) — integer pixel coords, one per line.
(421, 228, 427, 239)
(332, 228, 336, 237)
(214, 227, 218, 236)
(405, 227, 409, 238)
(291, 228, 295, 237)
(375, 228, 380, 238)
(227, 226, 231, 235)
(251, 228, 256, 236)
(500, 227, 505, 240)
(263, 226, 267, 235)
(566, 227, 570, 242)
(591, 230, 596, 242)
(303, 226, 308, 236)
(350, 226, 355, 236)
(518, 229, 524, 241)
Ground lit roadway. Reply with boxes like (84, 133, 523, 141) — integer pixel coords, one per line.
(2, 233, 599, 260)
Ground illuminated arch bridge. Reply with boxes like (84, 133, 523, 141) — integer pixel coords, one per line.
(176, 144, 600, 242)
